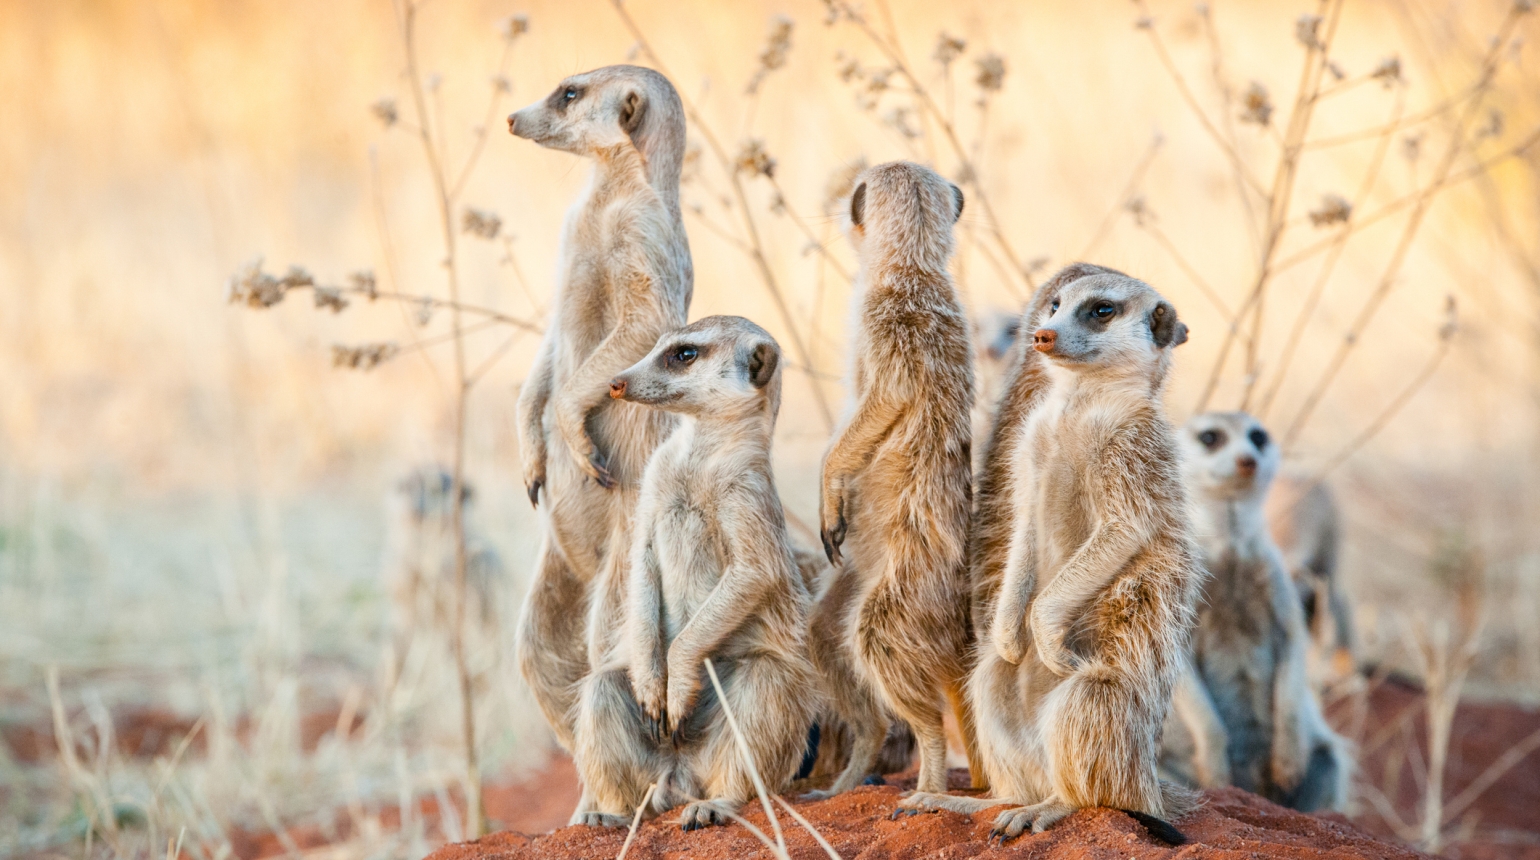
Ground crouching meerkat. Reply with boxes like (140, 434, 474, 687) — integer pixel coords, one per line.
(1179, 411, 1351, 812)
(1266, 474, 1356, 685)
(811, 160, 983, 799)
(900, 264, 1199, 843)
(506, 66, 692, 754)
(571, 316, 819, 829)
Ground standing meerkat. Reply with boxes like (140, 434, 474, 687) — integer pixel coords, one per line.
(507, 66, 692, 754)
(812, 160, 983, 798)
(571, 316, 818, 828)
(1179, 411, 1351, 811)
(900, 266, 1198, 843)
(1266, 475, 1356, 683)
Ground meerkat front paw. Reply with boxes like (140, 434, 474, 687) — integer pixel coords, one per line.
(632, 669, 668, 744)
(991, 612, 1030, 665)
(521, 450, 547, 507)
(988, 798, 1073, 843)
(678, 799, 741, 831)
(664, 669, 700, 738)
(818, 484, 848, 565)
(1028, 604, 1080, 677)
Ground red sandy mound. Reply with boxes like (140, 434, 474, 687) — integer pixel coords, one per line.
(430, 774, 1427, 860)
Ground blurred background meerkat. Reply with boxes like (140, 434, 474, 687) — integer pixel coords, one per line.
(1180, 411, 1352, 812)
(386, 466, 506, 645)
(1267, 476, 1357, 687)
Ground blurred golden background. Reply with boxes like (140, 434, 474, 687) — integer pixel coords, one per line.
(3, 0, 1539, 856)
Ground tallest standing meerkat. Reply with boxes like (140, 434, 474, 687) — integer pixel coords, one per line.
(812, 160, 983, 797)
(507, 66, 692, 755)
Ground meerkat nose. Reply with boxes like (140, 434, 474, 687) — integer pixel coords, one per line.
(507, 114, 518, 135)
(609, 378, 627, 399)
(1032, 329, 1057, 353)
(1236, 455, 1257, 476)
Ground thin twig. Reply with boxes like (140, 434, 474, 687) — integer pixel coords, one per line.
(1441, 724, 1540, 824)
(615, 782, 658, 860)
(1078, 135, 1164, 261)
(702, 658, 786, 854)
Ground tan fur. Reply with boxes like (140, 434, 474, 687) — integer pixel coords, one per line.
(570, 316, 819, 829)
(902, 265, 1201, 840)
(507, 66, 693, 763)
(1266, 475, 1356, 684)
(1178, 411, 1352, 812)
(810, 161, 982, 798)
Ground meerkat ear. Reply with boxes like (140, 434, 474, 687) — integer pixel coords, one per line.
(850, 182, 867, 227)
(1150, 301, 1189, 348)
(746, 342, 779, 389)
(619, 90, 646, 135)
(950, 183, 965, 222)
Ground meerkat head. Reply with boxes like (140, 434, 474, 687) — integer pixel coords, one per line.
(1026, 265, 1188, 385)
(845, 161, 964, 269)
(1181, 411, 1281, 502)
(607, 315, 782, 424)
(507, 65, 685, 169)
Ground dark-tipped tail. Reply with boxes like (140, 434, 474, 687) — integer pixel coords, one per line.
(1122, 810, 1188, 845)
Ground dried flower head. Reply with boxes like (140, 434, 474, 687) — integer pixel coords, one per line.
(1327, 61, 1346, 81)
(1477, 108, 1504, 139)
(975, 53, 1006, 92)
(314, 286, 348, 313)
(227, 259, 287, 308)
(1371, 56, 1403, 87)
(1134, 16, 1154, 29)
(1517, 0, 1535, 14)
(1125, 195, 1152, 227)
(332, 342, 400, 370)
(462, 208, 503, 240)
(680, 142, 703, 186)
(1240, 81, 1273, 126)
(1295, 14, 1324, 50)
(279, 266, 315, 289)
(371, 98, 398, 127)
(498, 14, 530, 41)
(349, 270, 378, 301)
(883, 106, 922, 139)
(824, 157, 867, 213)
(734, 139, 776, 179)
(1439, 295, 1458, 341)
(747, 16, 795, 95)
(1401, 132, 1424, 163)
(820, 0, 851, 26)
(1026, 256, 1050, 276)
(934, 32, 966, 67)
(415, 297, 434, 327)
(835, 53, 863, 83)
(1308, 194, 1353, 227)
(493, 75, 511, 94)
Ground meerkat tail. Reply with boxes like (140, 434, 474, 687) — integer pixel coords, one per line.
(1122, 810, 1188, 845)
(945, 679, 988, 790)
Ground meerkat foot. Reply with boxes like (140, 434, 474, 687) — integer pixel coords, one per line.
(988, 798, 1074, 842)
(678, 799, 741, 831)
(895, 791, 1007, 818)
(571, 811, 632, 828)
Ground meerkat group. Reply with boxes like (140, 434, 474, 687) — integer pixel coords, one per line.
(503, 65, 1355, 840)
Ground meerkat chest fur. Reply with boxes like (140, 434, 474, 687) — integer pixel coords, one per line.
(1193, 496, 1293, 663)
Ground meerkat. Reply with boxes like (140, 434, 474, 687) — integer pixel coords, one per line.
(506, 66, 692, 755)
(971, 307, 1025, 473)
(569, 316, 818, 828)
(898, 265, 1199, 843)
(811, 160, 983, 798)
(1267, 474, 1356, 683)
(386, 467, 505, 641)
(1178, 411, 1351, 812)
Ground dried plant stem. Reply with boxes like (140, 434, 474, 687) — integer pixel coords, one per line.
(766, 174, 852, 283)
(1283, 8, 1526, 447)
(1079, 135, 1163, 261)
(834, 0, 1035, 293)
(1441, 724, 1540, 825)
(393, 0, 480, 835)
(1134, 2, 1268, 197)
(1197, 4, 1262, 253)
(608, 0, 834, 431)
(773, 796, 843, 860)
(1256, 91, 1404, 421)
(615, 782, 658, 860)
(1304, 81, 1484, 150)
(1407, 618, 1484, 854)
(702, 658, 786, 854)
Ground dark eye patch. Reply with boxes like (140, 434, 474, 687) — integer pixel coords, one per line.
(1197, 429, 1225, 449)
(1075, 297, 1122, 330)
(548, 84, 583, 111)
(1248, 427, 1269, 450)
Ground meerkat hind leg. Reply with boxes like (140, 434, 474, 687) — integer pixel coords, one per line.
(895, 792, 1011, 817)
(803, 720, 884, 799)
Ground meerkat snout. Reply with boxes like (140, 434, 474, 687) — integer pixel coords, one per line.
(608, 378, 626, 399)
(1032, 328, 1056, 353)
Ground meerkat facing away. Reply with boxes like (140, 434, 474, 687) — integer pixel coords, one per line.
(1266, 474, 1356, 684)
(387, 467, 505, 641)
(1179, 411, 1351, 812)
(811, 161, 983, 798)
(506, 66, 692, 755)
(570, 316, 819, 829)
(900, 266, 1199, 843)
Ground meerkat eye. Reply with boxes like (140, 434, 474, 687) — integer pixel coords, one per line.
(672, 345, 698, 364)
(1004, 320, 1020, 338)
(563, 87, 579, 101)
(1050, 299, 1060, 314)
(1093, 301, 1116, 318)
(1248, 428, 1270, 450)
(1197, 429, 1224, 449)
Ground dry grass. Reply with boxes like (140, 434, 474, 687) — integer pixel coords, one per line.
(3, 0, 1540, 857)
